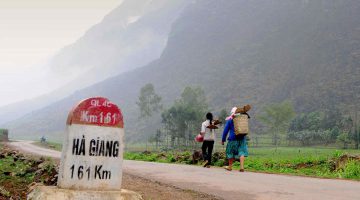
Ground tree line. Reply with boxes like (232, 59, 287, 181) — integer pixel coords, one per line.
(136, 83, 360, 150)
(258, 101, 360, 149)
(136, 83, 210, 149)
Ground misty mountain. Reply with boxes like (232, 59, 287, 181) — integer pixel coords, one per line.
(47, 0, 188, 89)
(0, 0, 188, 125)
(5, 0, 360, 142)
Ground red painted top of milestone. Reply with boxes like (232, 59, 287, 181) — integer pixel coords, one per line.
(67, 97, 124, 128)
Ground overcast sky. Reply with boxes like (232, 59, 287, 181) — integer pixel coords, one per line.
(0, 0, 122, 107)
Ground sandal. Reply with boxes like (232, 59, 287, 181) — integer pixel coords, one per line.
(203, 160, 209, 167)
(224, 166, 232, 171)
(239, 169, 245, 172)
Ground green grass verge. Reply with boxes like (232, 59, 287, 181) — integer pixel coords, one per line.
(33, 141, 63, 151)
(0, 144, 58, 199)
(0, 156, 35, 198)
(124, 147, 360, 180)
(26, 141, 360, 180)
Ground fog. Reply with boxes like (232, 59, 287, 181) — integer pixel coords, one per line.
(0, 0, 122, 107)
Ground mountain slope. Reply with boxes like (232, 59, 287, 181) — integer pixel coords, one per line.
(0, 0, 188, 125)
(47, 0, 189, 89)
(5, 0, 360, 141)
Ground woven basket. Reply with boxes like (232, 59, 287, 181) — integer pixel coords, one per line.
(233, 114, 249, 135)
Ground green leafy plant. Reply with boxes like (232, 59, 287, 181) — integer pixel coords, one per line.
(341, 160, 360, 179)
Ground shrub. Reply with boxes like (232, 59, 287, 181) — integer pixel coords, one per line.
(167, 155, 176, 163)
(214, 159, 225, 167)
(341, 160, 360, 179)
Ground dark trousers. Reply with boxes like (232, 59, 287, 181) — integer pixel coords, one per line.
(202, 140, 214, 164)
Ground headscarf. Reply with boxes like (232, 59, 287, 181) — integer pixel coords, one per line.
(225, 107, 237, 120)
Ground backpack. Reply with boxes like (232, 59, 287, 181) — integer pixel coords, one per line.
(233, 114, 249, 135)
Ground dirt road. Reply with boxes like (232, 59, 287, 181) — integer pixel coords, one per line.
(9, 140, 360, 200)
(9, 140, 61, 158)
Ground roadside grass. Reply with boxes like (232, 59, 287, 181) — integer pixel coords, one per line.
(27, 141, 360, 180)
(0, 155, 35, 198)
(124, 147, 360, 180)
(0, 144, 58, 199)
(33, 141, 63, 151)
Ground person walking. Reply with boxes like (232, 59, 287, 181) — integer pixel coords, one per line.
(221, 107, 249, 172)
(200, 112, 216, 168)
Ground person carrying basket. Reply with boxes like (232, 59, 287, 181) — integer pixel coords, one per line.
(221, 105, 251, 172)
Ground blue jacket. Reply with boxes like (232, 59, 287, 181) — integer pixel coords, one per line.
(222, 119, 238, 142)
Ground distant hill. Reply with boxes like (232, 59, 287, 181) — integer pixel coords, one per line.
(5, 0, 360, 142)
(47, 0, 189, 88)
(0, 0, 188, 125)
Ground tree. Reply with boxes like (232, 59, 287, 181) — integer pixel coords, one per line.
(287, 130, 318, 146)
(136, 83, 162, 118)
(329, 127, 341, 144)
(354, 112, 359, 149)
(148, 129, 163, 149)
(288, 109, 352, 146)
(289, 112, 321, 132)
(344, 113, 360, 149)
(136, 83, 163, 148)
(259, 100, 296, 146)
(320, 130, 333, 146)
(337, 132, 351, 149)
(320, 107, 343, 130)
(161, 86, 208, 147)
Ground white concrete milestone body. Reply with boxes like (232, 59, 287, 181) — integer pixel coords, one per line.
(58, 97, 125, 190)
